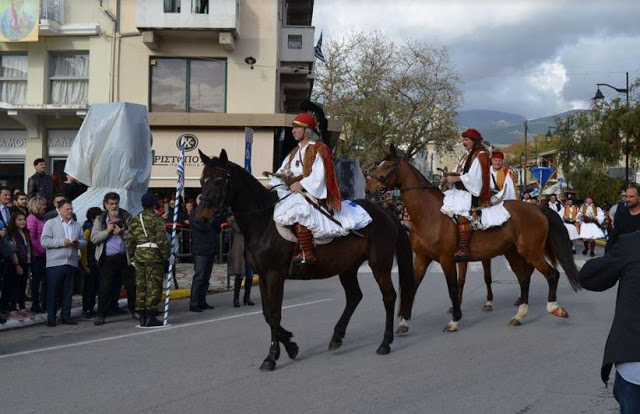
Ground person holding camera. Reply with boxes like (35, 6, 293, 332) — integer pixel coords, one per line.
(92, 192, 134, 326)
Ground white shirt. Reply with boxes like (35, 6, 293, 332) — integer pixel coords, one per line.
(271, 142, 327, 200)
(60, 216, 74, 240)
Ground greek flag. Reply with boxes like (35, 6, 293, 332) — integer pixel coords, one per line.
(314, 32, 326, 63)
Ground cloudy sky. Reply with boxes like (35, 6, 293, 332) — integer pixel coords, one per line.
(312, 0, 640, 120)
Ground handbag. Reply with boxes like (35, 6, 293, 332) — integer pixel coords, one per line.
(0, 237, 17, 258)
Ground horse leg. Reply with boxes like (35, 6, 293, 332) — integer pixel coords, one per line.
(528, 255, 569, 319)
(481, 259, 494, 312)
(371, 265, 397, 355)
(504, 250, 533, 326)
(449, 262, 468, 314)
(328, 268, 363, 352)
(441, 259, 461, 332)
(259, 273, 285, 372)
(397, 254, 431, 334)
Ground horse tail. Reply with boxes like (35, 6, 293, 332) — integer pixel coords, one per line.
(395, 221, 415, 320)
(541, 206, 581, 292)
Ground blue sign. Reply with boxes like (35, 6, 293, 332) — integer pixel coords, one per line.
(244, 127, 253, 173)
(530, 166, 555, 189)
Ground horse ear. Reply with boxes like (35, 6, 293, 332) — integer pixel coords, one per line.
(219, 149, 228, 164)
(199, 150, 211, 165)
(389, 143, 397, 157)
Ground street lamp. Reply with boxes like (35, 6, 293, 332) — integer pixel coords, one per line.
(546, 126, 557, 143)
(593, 72, 630, 187)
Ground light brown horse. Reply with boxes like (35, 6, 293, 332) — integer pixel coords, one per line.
(366, 145, 580, 332)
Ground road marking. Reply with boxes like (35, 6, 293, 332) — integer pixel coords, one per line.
(0, 298, 335, 361)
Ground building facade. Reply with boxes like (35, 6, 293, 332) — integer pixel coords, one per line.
(1, 0, 335, 193)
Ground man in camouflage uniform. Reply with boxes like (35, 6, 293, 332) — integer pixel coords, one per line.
(126, 193, 170, 327)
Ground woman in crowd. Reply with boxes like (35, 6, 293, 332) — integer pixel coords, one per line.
(226, 215, 255, 307)
(80, 207, 103, 320)
(7, 212, 34, 319)
(26, 196, 47, 313)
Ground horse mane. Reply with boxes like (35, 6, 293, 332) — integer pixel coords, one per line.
(206, 157, 277, 211)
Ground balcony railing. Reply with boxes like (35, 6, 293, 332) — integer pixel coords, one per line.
(40, 0, 66, 25)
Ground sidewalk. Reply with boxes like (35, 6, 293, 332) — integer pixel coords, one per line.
(0, 261, 255, 332)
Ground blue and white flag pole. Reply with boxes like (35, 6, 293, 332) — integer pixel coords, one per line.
(163, 136, 185, 326)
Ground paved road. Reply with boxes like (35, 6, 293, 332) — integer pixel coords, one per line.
(0, 247, 619, 413)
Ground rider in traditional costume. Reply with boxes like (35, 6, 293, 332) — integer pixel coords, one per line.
(577, 193, 605, 257)
(561, 197, 580, 253)
(270, 109, 371, 265)
(440, 128, 509, 261)
(489, 150, 516, 201)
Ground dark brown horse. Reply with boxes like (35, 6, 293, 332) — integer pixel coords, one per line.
(196, 149, 415, 371)
(366, 145, 579, 333)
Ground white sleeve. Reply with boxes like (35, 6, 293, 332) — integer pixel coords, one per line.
(597, 207, 605, 224)
(300, 153, 327, 199)
(504, 173, 517, 200)
(269, 156, 289, 187)
(459, 157, 483, 197)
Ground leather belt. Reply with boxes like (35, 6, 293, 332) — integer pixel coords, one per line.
(136, 242, 159, 248)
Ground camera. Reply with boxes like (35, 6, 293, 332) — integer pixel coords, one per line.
(114, 220, 124, 229)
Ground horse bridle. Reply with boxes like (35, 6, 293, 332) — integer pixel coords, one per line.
(371, 159, 435, 197)
(201, 166, 233, 213)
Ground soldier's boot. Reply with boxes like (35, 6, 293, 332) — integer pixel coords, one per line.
(146, 311, 163, 327)
(233, 275, 242, 308)
(138, 310, 147, 327)
(293, 224, 317, 264)
(454, 217, 472, 262)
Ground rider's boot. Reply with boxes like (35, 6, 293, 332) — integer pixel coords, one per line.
(293, 224, 317, 265)
(454, 217, 472, 262)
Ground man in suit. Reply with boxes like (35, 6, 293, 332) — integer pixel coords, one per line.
(579, 230, 640, 413)
(40, 200, 86, 326)
(0, 186, 14, 313)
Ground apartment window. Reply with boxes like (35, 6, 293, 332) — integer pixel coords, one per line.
(150, 58, 226, 113)
(192, 0, 208, 13)
(0, 55, 27, 105)
(288, 35, 303, 49)
(49, 53, 89, 104)
(164, 0, 180, 13)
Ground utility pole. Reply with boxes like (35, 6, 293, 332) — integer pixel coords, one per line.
(523, 120, 528, 194)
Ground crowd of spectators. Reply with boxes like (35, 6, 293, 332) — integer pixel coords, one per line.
(0, 160, 251, 326)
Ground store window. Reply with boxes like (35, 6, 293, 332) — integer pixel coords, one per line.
(49, 53, 89, 104)
(0, 161, 25, 191)
(192, 0, 208, 13)
(0, 54, 27, 105)
(164, 0, 180, 13)
(150, 58, 226, 113)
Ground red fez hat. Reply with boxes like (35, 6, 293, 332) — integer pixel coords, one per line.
(462, 128, 483, 141)
(491, 151, 504, 159)
(585, 192, 595, 200)
(292, 112, 317, 129)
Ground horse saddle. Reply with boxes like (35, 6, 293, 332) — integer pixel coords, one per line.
(275, 223, 334, 245)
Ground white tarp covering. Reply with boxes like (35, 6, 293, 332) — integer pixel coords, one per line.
(64, 102, 152, 223)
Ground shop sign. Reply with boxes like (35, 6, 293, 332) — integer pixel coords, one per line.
(154, 134, 202, 167)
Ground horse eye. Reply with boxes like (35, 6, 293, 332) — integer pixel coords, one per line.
(203, 177, 210, 184)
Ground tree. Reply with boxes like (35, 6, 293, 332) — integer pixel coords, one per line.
(312, 30, 462, 168)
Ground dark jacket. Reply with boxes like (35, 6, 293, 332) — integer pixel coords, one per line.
(578, 230, 640, 384)
(605, 208, 640, 253)
(27, 172, 54, 204)
(188, 211, 222, 256)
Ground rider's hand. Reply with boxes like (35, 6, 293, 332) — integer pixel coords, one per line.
(290, 181, 303, 193)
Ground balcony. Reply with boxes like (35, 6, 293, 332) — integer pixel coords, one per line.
(39, 0, 100, 36)
(280, 26, 315, 63)
(136, 0, 241, 34)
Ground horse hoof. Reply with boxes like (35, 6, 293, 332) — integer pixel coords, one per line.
(395, 325, 409, 335)
(442, 324, 458, 333)
(482, 305, 493, 312)
(508, 318, 521, 327)
(328, 339, 342, 351)
(552, 307, 569, 318)
(514, 297, 523, 306)
(376, 345, 391, 355)
(259, 359, 276, 372)
(284, 341, 299, 359)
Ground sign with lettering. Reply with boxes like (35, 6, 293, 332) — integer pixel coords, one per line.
(0, 130, 27, 156)
(47, 130, 78, 156)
